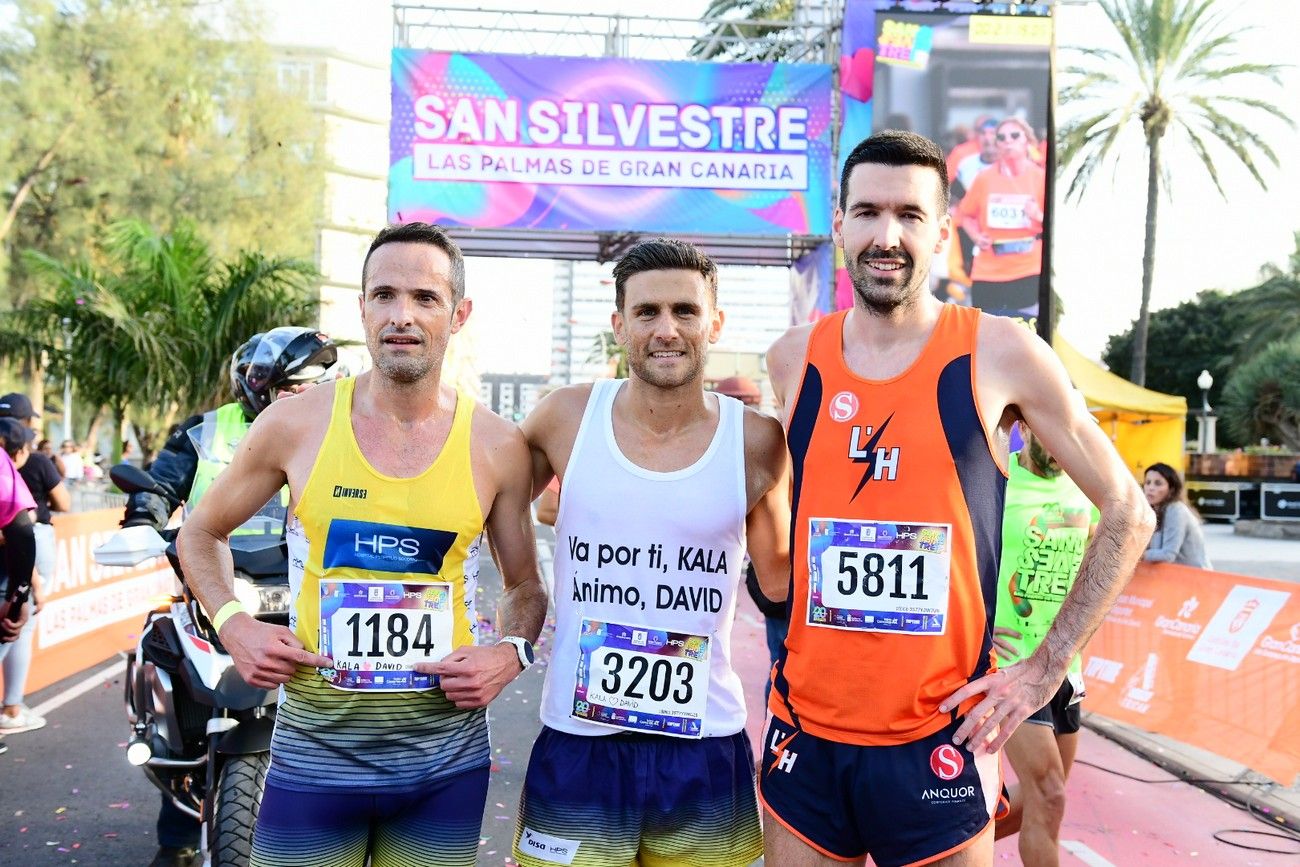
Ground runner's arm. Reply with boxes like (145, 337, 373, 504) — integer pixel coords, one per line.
(945, 319, 1153, 753)
(485, 424, 548, 649)
(419, 419, 547, 708)
(765, 325, 814, 422)
(520, 385, 589, 498)
(744, 412, 791, 603)
(177, 400, 332, 688)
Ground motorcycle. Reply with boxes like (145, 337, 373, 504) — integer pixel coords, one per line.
(95, 450, 291, 867)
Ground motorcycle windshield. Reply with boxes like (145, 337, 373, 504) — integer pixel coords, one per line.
(185, 413, 288, 545)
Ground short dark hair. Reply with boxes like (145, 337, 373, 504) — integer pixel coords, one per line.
(362, 222, 466, 301)
(839, 130, 950, 213)
(611, 238, 718, 310)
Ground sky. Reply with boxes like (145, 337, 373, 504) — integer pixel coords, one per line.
(424, 0, 1300, 369)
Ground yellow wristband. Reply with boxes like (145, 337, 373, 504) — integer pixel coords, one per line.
(211, 600, 247, 634)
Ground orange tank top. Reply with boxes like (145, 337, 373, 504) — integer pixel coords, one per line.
(768, 304, 1007, 746)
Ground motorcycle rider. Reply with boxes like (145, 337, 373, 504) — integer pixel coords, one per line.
(122, 327, 339, 867)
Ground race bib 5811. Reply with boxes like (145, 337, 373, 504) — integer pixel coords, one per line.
(807, 518, 951, 634)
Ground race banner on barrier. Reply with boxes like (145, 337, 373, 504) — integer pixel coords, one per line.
(1084, 562, 1300, 784)
(29, 509, 176, 693)
(388, 50, 833, 236)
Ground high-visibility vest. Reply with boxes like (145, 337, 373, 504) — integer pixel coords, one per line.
(188, 402, 286, 536)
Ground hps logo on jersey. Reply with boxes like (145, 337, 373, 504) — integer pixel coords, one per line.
(828, 390, 859, 422)
(847, 412, 899, 500)
(323, 519, 457, 575)
(929, 744, 964, 781)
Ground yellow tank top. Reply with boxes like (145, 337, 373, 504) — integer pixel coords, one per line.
(269, 376, 491, 792)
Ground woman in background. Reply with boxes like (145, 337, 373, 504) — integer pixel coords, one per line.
(1142, 462, 1212, 569)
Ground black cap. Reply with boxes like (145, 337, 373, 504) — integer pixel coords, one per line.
(0, 393, 38, 419)
(0, 418, 36, 455)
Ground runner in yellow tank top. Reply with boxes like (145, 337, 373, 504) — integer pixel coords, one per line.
(178, 223, 548, 867)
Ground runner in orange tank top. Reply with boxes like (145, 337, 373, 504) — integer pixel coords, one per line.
(757, 131, 1154, 867)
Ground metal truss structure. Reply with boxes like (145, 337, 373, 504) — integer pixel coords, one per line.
(393, 1, 840, 64)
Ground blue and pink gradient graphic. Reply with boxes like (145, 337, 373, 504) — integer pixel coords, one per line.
(389, 50, 832, 236)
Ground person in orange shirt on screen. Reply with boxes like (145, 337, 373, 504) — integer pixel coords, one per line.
(957, 117, 1046, 318)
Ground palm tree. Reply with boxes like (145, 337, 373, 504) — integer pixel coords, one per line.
(0, 219, 317, 460)
(1058, 0, 1292, 386)
(588, 330, 628, 379)
(1234, 231, 1300, 361)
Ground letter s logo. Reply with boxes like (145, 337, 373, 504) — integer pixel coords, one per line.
(828, 391, 859, 423)
(930, 744, 964, 781)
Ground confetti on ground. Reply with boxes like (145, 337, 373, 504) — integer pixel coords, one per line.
(56, 807, 67, 814)
(107, 802, 130, 809)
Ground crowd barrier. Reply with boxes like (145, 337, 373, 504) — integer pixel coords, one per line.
(1084, 561, 1300, 784)
(28, 509, 175, 693)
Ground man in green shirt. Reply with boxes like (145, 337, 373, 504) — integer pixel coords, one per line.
(994, 421, 1099, 867)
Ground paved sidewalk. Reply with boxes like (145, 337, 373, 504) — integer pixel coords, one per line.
(1084, 713, 1300, 833)
(1203, 522, 1299, 583)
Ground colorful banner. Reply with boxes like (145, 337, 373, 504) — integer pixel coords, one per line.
(389, 50, 833, 236)
(1084, 562, 1300, 784)
(29, 509, 176, 693)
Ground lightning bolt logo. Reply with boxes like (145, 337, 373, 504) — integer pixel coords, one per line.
(849, 412, 895, 501)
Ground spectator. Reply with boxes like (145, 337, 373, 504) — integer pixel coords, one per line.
(1142, 462, 1212, 568)
(59, 440, 84, 483)
(37, 439, 65, 478)
(0, 396, 70, 596)
(0, 417, 43, 735)
(956, 116, 1047, 317)
(953, 116, 1000, 196)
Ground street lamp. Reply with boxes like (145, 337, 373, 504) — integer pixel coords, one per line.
(1197, 369, 1213, 414)
(1196, 369, 1216, 454)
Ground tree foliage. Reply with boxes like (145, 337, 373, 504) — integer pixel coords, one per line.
(1220, 338, 1300, 450)
(0, 0, 326, 305)
(1103, 289, 1244, 441)
(1234, 231, 1300, 360)
(1058, 0, 1291, 386)
(690, 0, 802, 62)
(0, 220, 318, 459)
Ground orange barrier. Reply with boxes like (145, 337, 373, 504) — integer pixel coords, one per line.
(1083, 561, 1300, 784)
(27, 509, 175, 693)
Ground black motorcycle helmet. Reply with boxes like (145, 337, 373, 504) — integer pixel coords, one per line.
(230, 327, 339, 418)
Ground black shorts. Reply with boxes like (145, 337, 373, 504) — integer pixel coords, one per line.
(971, 276, 1039, 316)
(1025, 678, 1082, 735)
(758, 715, 1001, 866)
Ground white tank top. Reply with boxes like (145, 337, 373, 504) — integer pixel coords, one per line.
(540, 379, 749, 739)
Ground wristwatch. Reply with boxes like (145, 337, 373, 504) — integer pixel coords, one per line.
(498, 636, 536, 670)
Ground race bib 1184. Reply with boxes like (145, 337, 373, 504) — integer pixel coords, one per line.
(572, 619, 709, 738)
(806, 518, 951, 634)
(319, 580, 454, 691)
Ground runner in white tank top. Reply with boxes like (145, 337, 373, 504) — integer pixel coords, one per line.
(540, 376, 749, 738)
(514, 239, 790, 867)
